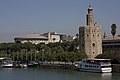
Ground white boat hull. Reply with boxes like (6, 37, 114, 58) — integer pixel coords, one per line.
(2, 64, 13, 68)
(101, 68, 112, 73)
(0, 57, 13, 68)
(78, 68, 112, 73)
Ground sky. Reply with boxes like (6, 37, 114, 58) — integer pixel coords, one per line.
(0, 0, 120, 42)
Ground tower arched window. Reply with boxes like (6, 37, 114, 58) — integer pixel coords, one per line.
(93, 43, 95, 50)
(93, 43, 95, 47)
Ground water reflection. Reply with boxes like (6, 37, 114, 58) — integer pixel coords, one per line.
(101, 73, 112, 80)
(0, 68, 119, 80)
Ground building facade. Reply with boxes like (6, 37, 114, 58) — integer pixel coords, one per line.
(42, 32, 60, 43)
(102, 35, 120, 53)
(79, 5, 102, 58)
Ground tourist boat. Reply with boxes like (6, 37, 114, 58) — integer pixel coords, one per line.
(0, 57, 13, 68)
(75, 58, 112, 73)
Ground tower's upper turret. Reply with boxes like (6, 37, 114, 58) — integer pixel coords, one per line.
(88, 5, 92, 11)
(86, 5, 94, 27)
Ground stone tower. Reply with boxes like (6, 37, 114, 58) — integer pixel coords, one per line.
(79, 5, 102, 58)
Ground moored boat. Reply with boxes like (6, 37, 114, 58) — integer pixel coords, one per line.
(27, 61, 38, 68)
(0, 57, 13, 68)
(75, 58, 112, 73)
(20, 64, 27, 68)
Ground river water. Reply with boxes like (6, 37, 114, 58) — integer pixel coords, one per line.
(0, 68, 120, 80)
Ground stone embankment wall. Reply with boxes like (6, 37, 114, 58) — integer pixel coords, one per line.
(38, 61, 76, 70)
(112, 64, 120, 73)
(39, 63, 120, 73)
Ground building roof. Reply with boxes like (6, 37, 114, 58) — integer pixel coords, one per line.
(103, 35, 120, 42)
(14, 33, 48, 40)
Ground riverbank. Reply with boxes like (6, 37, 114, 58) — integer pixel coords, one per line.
(38, 63, 120, 73)
(13, 61, 120, 73)
(38, 64, 76, 70)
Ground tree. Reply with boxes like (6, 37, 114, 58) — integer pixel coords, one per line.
(96, 51, 120, 64)
(111, 23, 117, 39)
(76, 33, 79, 38)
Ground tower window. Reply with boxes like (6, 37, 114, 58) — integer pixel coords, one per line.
(93, 35, 94, 37)
(82, 44, 84, 47)
(93, 43, 95, 50)
(93, 43, 95, 47)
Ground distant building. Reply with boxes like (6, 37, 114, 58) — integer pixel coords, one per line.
(60, 34, 76, 42)
(67, 35, 76, 42)
(79, 5, 102, 58)
(102, 35, 120, 53)
(60, 34, 67, 42)
(42, 32, 60, 43)
(14, 32, 61, 44)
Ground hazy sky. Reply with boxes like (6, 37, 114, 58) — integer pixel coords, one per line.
(0, 0, 120, 42)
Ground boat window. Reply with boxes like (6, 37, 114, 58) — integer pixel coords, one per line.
(83, 61, 85, 63)
(85, 65, 88, 67)
(89, 65, 92, 67)
(80, 64, 82, 67)
(96, 66, 99, 68)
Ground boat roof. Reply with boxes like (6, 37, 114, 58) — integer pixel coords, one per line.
(14, 34, 48, 40)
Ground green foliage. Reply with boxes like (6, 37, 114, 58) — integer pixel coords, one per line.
(96, 50, 120, 64)
(0, 41, 87, 63)
(111, 23, 117, 37)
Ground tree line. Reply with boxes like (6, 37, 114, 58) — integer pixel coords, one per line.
(0, 39, 87, 63)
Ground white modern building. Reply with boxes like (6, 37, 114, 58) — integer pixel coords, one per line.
(102, 35, 120, 53)
(14, 32, 61, 44)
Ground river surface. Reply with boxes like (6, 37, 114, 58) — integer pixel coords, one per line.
(0, 68, 120, 80)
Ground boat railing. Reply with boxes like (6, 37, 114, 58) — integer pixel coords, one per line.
(86, 61, 111, 65)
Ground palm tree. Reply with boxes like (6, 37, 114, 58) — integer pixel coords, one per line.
(111, 23, 117, 55)
(111, 23, 117, 39)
